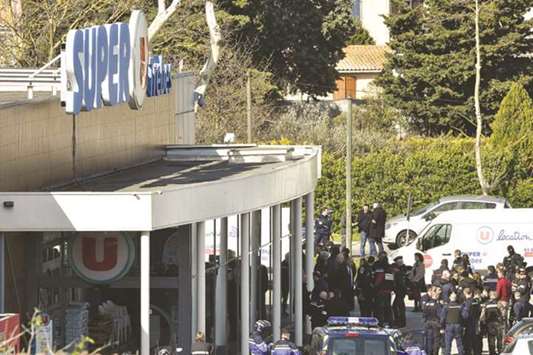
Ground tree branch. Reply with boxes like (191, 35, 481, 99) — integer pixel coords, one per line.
(194, 1, 222, 110)
(148, 0, 182, 42)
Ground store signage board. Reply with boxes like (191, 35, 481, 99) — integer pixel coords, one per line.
(70, 232, 135, 284)
(61, 10, 172, 115)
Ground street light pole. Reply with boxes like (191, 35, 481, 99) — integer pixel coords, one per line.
(247, 70, 252, 143)
(345, 98, 353, 253)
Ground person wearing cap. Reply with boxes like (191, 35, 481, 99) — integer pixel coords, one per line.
(391, 255, 408, 328)
(440, 292, 464, 355)
(249, 320, 272, 355)
(440, 270, 455, 303)
(422, 284, 443, 355)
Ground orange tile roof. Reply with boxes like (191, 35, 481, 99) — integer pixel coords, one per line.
(336, 45, 389, 73)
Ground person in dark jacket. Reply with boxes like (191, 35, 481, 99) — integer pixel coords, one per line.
(513, 291, 533, 323)
(503, 245, 525, 280)
(462, 288, 482, 355)
(315, 208, 333, 247)
(373, 252, 394, 326)
(355, 256, 375, 317)
(440, 292, 464, 355)
(369, 202, 386, 255)
(270, 328, 300, 355)
(391, 256, 408, 328)
(482, 290, 505, 355)
(440, 271, 455, 303)
(310, 291, 329, 328)
(357, 204, 372, 256)
(326, 290, 350, 316)
(281, 253, 290, 315)
(483, 265, 498, 291)
(423, 287, 442, 355)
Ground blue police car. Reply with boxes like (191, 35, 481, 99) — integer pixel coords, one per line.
(309, 317, 409, 355)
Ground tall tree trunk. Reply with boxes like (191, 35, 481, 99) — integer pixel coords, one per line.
(474, 0, 489, 195)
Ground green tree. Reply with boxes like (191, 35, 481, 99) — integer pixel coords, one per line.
(377, 0, 533, 136)
(347, 18, 375, 45)
(217, 0, 356, 97)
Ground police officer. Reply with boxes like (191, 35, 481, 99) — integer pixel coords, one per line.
(461, 288, 482, 355)
(249, 320, 271, 355)
(440, 292, 464, 355)
(423, 285, 442, 355)
(270, 328, 300, 355)
(440, 270, 455, 303)
(355, 256, 375, 317)
(513, 290, 533, 323)
(373, 251, 394, 326)
(483, 265, 498, 292)
(191, 331, 213, 355)
(391, 256, 408, 328)
(481, 290, 504, 355)
(503, 245, 525, 279)
(514, 267, 532, 299)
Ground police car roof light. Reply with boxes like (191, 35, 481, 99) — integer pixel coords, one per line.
(326, 317, 379, 327)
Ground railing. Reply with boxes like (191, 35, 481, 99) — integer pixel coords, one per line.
(0, 54, 61, 99)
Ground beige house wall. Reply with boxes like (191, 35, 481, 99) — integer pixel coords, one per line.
(0, 76, 195, 191)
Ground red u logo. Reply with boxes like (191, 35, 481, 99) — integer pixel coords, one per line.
(82, 237, 118, 271)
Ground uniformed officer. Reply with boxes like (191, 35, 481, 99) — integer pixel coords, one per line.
(461, 288, 482, 355)
(373, 252, 394, 326)
(391, 256, 408, 328)
(503, 245, 525, 280)
(481, 290, 504, 355)
(440, 292, 464, 355)
(270, 328, 300, 355)
(483, 266, 498, 291)
(355, 256, 375, 317)
(249, 320, 272, 355)
(514, 267, 532, 299)
(513, 291, 533, 323)
(440, 271, 455, 303)
(423, 286, 442, 355)
(191, 331, 213, 355)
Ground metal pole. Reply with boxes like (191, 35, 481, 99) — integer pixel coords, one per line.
(191, 223, 198, 337)
(0, 233, 4, 313)
(215, 218, 228, 354)
(305, 192, 315, 292)
(346, 98, 353, 252)
(197, 221, 206, 334)
(289, 202, 296, 322)
(246, 70, 252, 143)
(272, 205, 281, 341)
(240, 213, 250, 354)
(140, 231, 151, 355)
(294, 197, 303, 347)
(251, 210, 261, 325)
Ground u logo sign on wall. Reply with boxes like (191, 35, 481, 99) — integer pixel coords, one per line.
(70, 232, 135, 284)
(477, 226, 494, 245)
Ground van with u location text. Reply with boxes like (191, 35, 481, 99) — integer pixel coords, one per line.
(389, 209, 533, 284)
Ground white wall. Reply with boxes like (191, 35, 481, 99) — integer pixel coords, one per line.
(360, 0, 390, 45)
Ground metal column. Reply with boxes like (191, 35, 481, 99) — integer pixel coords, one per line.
(294, 197, 303, 347)
(289, 202, 296, 322)
(191, 223, 198, 337)
(250, 210, 261, 326)
(272, 205, 281, 341)
(0, 233, 4, 313)
(215, 218, 228, 354)
(140, 231, 150, 355)
(305, 193, 315, 292)
(197, 221, 206, 334)
(240, 213, 250, 354)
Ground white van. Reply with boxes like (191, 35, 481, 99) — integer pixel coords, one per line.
(389, 209, 533, 284)
(383, 195, 511, 248)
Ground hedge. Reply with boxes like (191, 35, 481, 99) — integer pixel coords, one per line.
(315, 136, 532, 232)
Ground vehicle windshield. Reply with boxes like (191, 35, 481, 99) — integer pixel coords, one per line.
(411, 201, 438, 217)
(329, 337, 389, 355)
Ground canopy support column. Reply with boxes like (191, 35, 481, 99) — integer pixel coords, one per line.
(215, 218, 228, 354)
(272, 205, 281, 341)
(140, 231, 150, 355)
(240, 213, 250, 354)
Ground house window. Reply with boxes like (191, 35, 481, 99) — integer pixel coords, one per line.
(334, 75, 357, 100)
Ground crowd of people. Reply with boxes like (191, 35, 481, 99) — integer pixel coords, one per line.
(308, 234, 532, 355)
